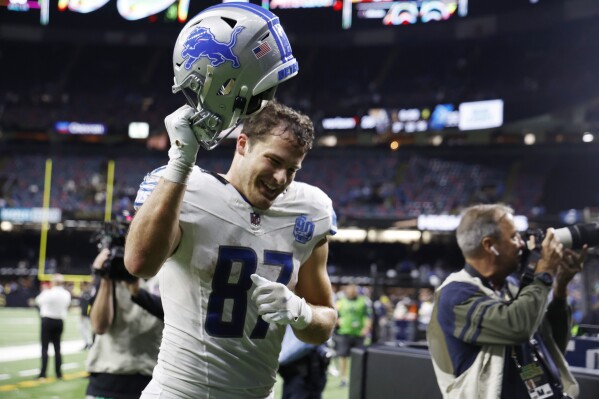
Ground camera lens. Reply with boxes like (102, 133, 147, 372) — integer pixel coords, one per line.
(554, 223, 599, 249)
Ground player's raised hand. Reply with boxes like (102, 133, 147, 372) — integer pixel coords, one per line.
(250, 274, 312, 330)
(163, 105, 200, 184)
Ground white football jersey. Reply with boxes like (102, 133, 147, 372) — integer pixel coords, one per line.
(135, 166, 336, 399)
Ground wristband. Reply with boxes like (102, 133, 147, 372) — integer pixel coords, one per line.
(162, 157, 194, 185)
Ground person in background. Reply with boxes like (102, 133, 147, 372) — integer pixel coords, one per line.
(278, 325, 331, 399)
(79, 281, 94, 350)
(85, 248, 163, 399)
(334, 284, 372, 387)
(427, 203, 586, 398)
(373, 291, 395, 342)
(35, 273, 71, 380)
(415, 288, 434, 341)
(393, 290, 417, 341)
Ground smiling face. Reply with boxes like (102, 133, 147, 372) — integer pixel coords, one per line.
(227, 125, 306, 210)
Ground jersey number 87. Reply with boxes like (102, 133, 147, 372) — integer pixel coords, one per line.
(206, 246, 293, 339)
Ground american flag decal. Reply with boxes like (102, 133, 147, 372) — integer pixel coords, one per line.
(252, 42, 272, 59)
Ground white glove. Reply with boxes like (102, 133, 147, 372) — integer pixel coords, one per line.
(163, 105, 200, 184)
(250, 274, 313, 330)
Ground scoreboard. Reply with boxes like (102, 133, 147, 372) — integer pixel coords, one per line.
(1, 0, 469, 28)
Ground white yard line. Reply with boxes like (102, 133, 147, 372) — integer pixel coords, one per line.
(1, 318, 39, 325)
(0, 340, 85, 362)
(17, 362, 81, 377)
(18, 369, 39, 377)
(62, 362, 80, 370)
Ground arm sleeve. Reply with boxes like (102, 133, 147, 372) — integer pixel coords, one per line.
(131, 288, 164, 321)
(437, 280, 551, 345)
(545, 297, 571, 353)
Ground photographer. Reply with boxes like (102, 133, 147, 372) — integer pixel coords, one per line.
(427, 204, 586, 399)
(85, 246, 163, 399)
(278, 325, 331, 399)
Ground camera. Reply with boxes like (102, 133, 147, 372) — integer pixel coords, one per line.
(525, 222, 599, 251)
(90, 218, 137, 283)
(553, 223, 599, 250)
(519, 222, 599, 289)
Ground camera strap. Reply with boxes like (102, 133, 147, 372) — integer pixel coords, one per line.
(511, 341, 554, 399)
(530, 332, 568, 398)
(508, 268, 569, 399)
(518, 247, 541, 293)
(509, 327, 567, 398)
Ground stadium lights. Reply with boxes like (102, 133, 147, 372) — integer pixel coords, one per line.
(524, 133, 536, 145)
(318, 135, 338, 147)
(331, 228, 422, 243)
(0, 221, 13, 232)
(582, 132, 594, 143)
(417, 214, 529, 231)
(367, 229, 421, 243)
(331, 228, 368, 242)
(128, 122, 150, 139)
(431, 135, 443, 146)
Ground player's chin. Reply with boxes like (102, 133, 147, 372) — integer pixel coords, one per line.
(254, 187, 278, 208)
(252, 194, 275, 210)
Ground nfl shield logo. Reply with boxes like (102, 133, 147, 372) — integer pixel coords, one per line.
(250, 212, 261, 229)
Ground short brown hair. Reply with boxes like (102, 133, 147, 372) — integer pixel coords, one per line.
(241, 99, 314, 153)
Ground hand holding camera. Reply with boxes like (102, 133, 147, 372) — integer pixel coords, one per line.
(521, 225, 589, 293)
(535, 228, 564, 277)
(92, 248, 112, 279)
(553, 245, 588, 298)
(91, 220, 137, 283)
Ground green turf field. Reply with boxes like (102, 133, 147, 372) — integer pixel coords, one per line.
(0, 307, 349, 399)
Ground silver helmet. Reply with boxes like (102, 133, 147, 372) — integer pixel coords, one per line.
(172, 2, 299, 149)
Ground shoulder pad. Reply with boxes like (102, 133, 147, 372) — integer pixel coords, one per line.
(134, 165, 167, 210)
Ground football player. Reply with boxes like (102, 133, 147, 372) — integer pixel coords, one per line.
(124, 3, 338, 399)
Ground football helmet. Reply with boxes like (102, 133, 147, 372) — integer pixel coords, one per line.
(172, 2, 299, 149)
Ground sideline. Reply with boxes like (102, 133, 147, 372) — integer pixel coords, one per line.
(0, 370, 89, 393)
(0, 340, 85, 362)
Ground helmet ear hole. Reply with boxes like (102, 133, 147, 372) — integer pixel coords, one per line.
(218, 79, 236, 96)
